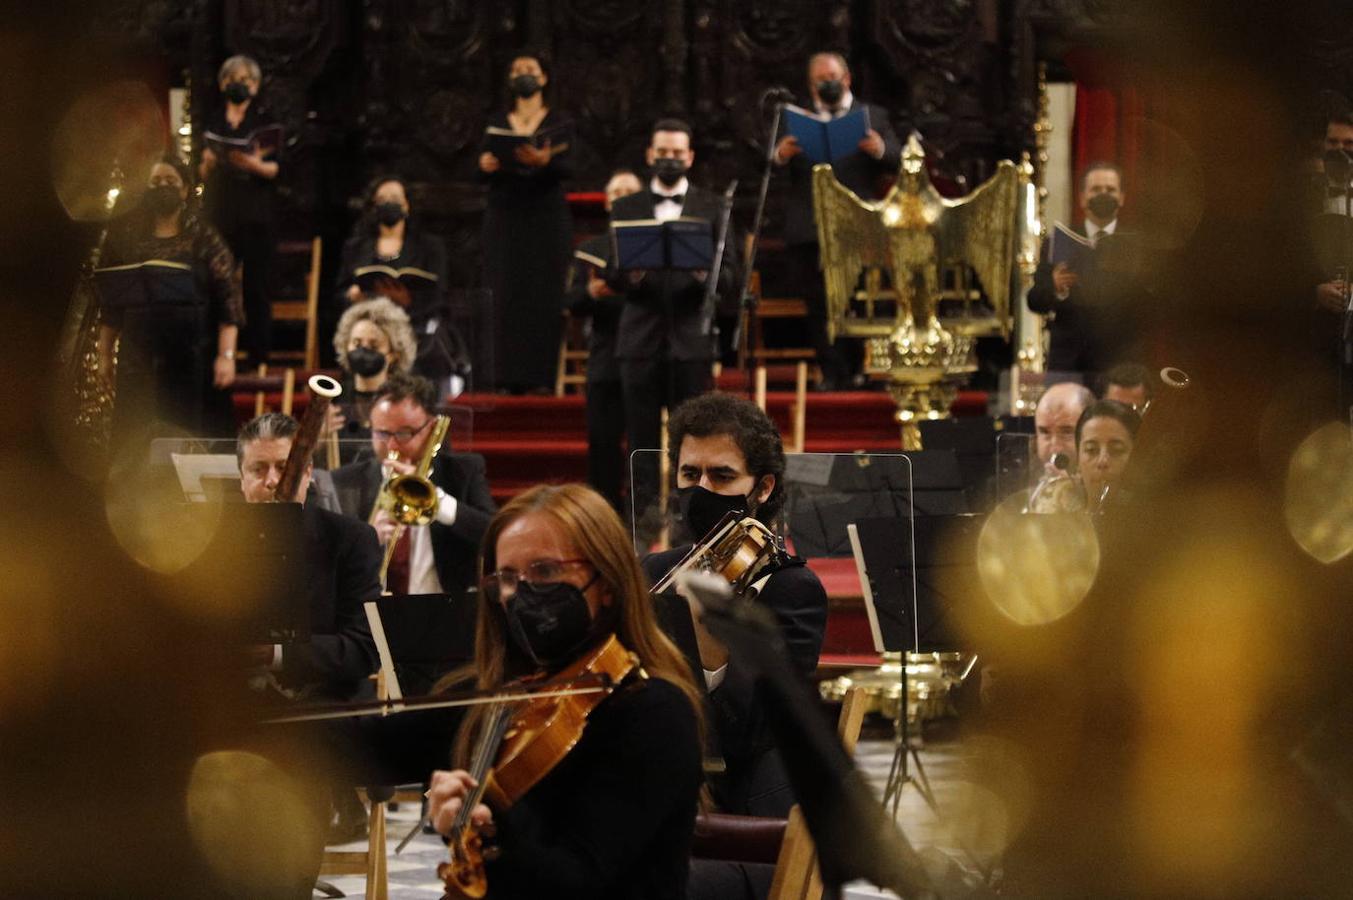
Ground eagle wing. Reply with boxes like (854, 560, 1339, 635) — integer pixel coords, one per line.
(935, 160, 1021, 328)
(812, 164, 890, 341)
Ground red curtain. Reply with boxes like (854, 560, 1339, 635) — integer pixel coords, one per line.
(1067, 50, 1147, 227)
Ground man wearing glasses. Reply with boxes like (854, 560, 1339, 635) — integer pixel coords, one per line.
(332, 372, 496, 596)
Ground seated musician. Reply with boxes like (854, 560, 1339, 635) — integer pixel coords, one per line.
(328, 296, 418, 447)
(645, 393, 829, 818)
(1099, 362, 1152, 412)
(1034, 381, 1095, 476)
(236, 412, 380, 701)
(426, 484, 704, 899)
(1076, 399, 1141, 510)
(331, 372, 496, 598)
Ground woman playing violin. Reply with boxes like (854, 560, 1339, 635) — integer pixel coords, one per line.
(427, 483, 704, 900)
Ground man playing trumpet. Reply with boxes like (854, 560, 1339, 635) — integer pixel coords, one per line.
(332, 373, 496, 596)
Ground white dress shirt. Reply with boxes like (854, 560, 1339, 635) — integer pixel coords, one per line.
(407, 488, 459, 595)
(649, 175, 689, 223)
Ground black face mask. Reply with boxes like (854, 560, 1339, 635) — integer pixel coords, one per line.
(375, 201, 406, 227)
(652, 157, 688, 187)
(502, 576, 600, 668)
(224, 81, 251, 104)
(678, 485, 753, 543)
(1086, 193, 1120, 221)
(509, 74, 542, 98)
(346, 346, 388, 378)
(146, 184, 183, 216)
(815, 79, 845, 107)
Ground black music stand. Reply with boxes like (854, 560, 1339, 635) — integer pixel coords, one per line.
(172, 502, 309, 643)
(848, 515, 936, 817)
(364, 590, 479, 851)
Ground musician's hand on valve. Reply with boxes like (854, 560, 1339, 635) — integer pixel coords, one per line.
(383, 457, 417, 478)
(428, 769, 494, 835)
(371, 508, 400, 545)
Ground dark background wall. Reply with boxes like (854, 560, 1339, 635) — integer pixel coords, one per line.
(80, 0, 1353, 306)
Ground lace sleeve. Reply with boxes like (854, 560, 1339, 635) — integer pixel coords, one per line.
(196, 220, 245, 326)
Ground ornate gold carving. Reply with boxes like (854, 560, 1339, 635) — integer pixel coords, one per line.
(813, 133, 1029, 447)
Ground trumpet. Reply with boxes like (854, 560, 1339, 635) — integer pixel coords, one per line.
(1023, 452, 1087, 514)
(373, 415, 452, 589)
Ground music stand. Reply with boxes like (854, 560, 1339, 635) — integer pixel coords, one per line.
(172, 503, 309, 643)
(364, 591, 479, 702)
(847, 515, 936, 816)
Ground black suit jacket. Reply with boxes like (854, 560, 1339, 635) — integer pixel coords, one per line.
(608, 185, 739, 362)
(1026, 224, 1142, 373)
(330, 450, 497, 595)
(780, 99, 903, 247)
(643, 546, 828, 815)
(563, 234, 622, 383)
(283, 504, 382, 700)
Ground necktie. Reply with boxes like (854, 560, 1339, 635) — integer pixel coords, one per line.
(386, 527, 412, 595)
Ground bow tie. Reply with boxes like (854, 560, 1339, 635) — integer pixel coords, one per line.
(652, 191, 684, 205)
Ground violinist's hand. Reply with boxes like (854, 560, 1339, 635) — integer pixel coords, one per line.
(370, 508, 400, 546)
(428, 769, 494, 835)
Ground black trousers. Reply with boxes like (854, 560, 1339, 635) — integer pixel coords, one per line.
(586, 375, 626, 512)
(784, 242, 850, 387)
(218, 219, 277, 363)
(620, 356, 711, 519)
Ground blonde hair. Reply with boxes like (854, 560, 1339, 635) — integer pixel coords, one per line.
(451, 483, 705, 767)
(333, 297, 416, 375)
(217, 55, 261, 85)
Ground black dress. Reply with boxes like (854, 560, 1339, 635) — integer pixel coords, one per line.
(101, 213, 244, 437)
(481, 676, 702, 900)
(202, 102, 280, 363)
(480, 110, 574, 391)
(335, 229, 449, 327)
(335, 230, 467, 381)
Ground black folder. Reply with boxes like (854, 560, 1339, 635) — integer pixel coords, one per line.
(94, 259, 198, 309)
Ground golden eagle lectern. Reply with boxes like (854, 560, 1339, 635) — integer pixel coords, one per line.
(813, 132, 1033, 448)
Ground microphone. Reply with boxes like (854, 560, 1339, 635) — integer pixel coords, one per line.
(760, 86, 796, 106)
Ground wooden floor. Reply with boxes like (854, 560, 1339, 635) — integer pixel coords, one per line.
(319, 725, 980, 900)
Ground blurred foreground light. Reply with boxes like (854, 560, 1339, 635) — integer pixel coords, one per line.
(104, 434, 221, 575)
(1284, 422, 1353, 564)
(50, 80, 162, 222)
(936, 736, 1037, 864)
(1126, 490, 1291, 893)
(186, 751, 322, 897)
(976, 494, 1099, 626)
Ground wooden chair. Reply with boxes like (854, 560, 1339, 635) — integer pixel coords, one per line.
(555, 310, 588, 396)
(317, 794, 389, 900)
(270, 237, 323, 369)
(235, 364, 295, 417)
(691, 688, 869, 900)
(767, 687, 869, 900)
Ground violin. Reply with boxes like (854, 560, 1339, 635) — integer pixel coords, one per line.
(650, 513, 780, 599)
(439, 633, 641, 900)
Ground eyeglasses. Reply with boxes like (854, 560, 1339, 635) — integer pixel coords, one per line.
(372, 418, 433, 443)
(482, 559, 591, 598)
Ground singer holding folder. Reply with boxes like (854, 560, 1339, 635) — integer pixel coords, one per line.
(479, 52, 575, 393)
(774, 52, 900, 390)
(97, 154, 242, 438)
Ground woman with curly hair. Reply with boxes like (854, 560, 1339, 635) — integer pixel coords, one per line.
(329, 296, 418, 445)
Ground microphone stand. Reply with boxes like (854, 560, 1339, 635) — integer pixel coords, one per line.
(731, 95, 788, 385)
(701, 178, 739, 362)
